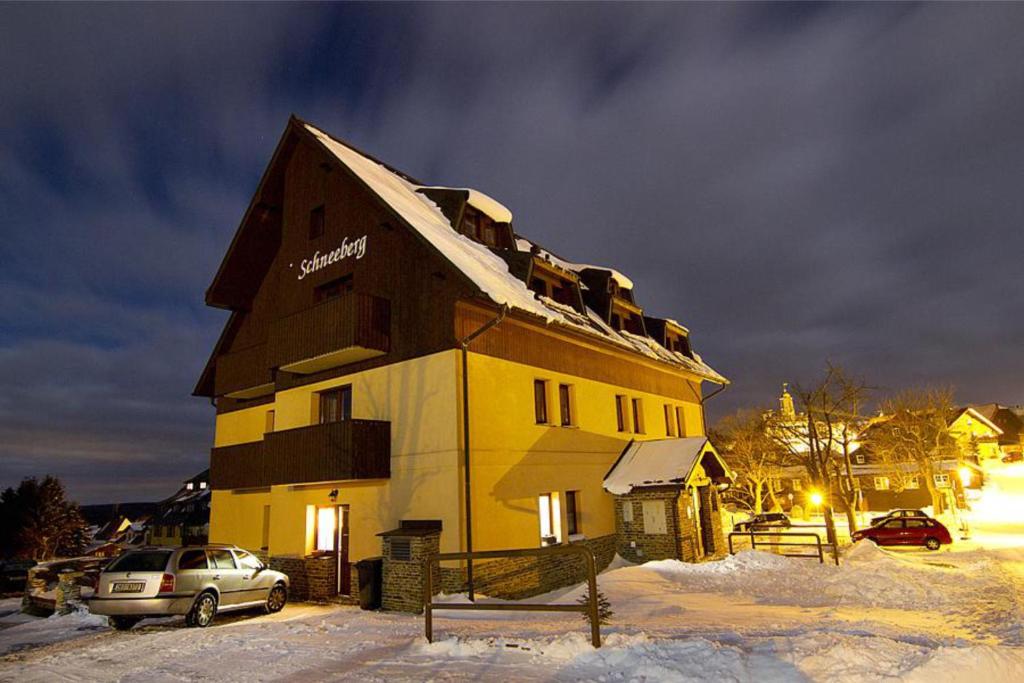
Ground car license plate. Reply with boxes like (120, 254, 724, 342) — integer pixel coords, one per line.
(112, 581, 146, 593)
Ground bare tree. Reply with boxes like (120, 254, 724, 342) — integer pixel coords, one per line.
(767, 364, 869, 548)
(865, 388, 960, 513)
(712, 409, 785, 514)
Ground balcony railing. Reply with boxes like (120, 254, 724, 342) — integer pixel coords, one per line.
(267, 293, 390, 375)
(209, 419, 391, 491)
(214, 343, 273, 398)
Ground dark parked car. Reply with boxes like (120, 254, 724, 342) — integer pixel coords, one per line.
(733, 512, 791, 532)
(852, 517, 952, 550)
(869, 509, 927, 527)
(0, 559, 37, 592)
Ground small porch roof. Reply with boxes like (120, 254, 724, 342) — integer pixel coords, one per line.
(603, 437, 731, 495)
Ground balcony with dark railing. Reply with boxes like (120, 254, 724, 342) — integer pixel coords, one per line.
(214, 343, 273, 398)
(268, 293, 390, 375)
(209, 419, 391, 491)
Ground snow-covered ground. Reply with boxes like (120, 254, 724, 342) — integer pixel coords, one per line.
(2, 466, 1024, 681)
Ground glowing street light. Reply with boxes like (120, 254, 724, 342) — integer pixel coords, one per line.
(809, 491, 823, 506)
(959, 466, 972, 487)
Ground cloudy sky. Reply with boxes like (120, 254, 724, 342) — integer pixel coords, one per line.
(2, 3, 1022, 503)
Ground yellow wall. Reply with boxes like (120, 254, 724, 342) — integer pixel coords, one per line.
(210, 350, 463, 560)
(465, 352, 705, 551)
(209, 348, 709, 563)
(948, 411, 1002, 463)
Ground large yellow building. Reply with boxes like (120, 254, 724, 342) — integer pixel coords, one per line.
(195, 117, 728, 603)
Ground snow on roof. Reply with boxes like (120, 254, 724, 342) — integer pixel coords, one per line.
(604, 437, 712, 495)
(419, 185, 513, 223)
(515, 238, 634, 290)
(306, 123, 726, 384)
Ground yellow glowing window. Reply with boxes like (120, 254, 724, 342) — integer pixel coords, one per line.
(316, 507, 337, 552)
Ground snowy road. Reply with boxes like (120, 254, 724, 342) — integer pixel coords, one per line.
(2, 466, 1024, 681)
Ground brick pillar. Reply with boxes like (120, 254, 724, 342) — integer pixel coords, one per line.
(22, 568, 46, 612)
(381, 531, 440, 613)
(55, 570, 84, 615)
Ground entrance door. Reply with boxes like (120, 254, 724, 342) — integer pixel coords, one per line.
(315, 505, 351, 596)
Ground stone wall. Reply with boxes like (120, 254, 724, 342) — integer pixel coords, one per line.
(381, 532, 440, 613)
(614, 489, 681, 563)
(268, 554, 358, 603)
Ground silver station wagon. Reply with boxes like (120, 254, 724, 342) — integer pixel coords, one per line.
(88, 545, 289, 630)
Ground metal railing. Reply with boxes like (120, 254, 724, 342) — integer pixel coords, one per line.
(424, 545, 602, 648)
(728, 529, 838, 565)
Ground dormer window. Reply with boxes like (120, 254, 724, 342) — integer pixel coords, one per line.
(459, 206, 502, 248)
(610, 299, 645, 335)
(528, 259, 583, 312)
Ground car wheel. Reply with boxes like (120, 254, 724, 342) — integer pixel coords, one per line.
(109, 616, 141, 631)
(924, 537, 941, 551)
(189, 592, 218, 628)
(265, 584, 287, 614)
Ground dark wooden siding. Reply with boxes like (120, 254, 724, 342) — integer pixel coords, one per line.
(210, 419, 390, 490)
(456, 302, 703, 403)
(267, 293, 390, 369)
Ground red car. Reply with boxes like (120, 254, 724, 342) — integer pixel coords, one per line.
(851, 516, 952, 550)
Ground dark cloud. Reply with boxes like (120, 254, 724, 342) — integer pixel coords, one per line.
(1, 3, 1022, 502)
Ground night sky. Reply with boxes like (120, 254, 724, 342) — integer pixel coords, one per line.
(2, 3, 1022, 503)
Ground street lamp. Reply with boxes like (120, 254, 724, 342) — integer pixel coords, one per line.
(958, 466, 972, 487)
(809, 491, 823, 507)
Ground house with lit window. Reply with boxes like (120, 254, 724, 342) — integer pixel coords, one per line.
(147, 470, 211, 547)
(194, 117, 728, 607)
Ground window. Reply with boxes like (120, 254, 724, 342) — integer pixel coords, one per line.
(186, 482, 194, 491)
(309, 205, 325, 240)
(528, 277, 546, 297)
(314, 274, 353, 302)
(632, 398, 644, 434)
(534, 380, 549, 424)
(234, 550, 263, 571)
(906, 477, 920, 490)
(854, 453, 865, 465)
(558, 384, 573, 426)
(209, 549, 236, 570)
(316, 506, 339, 552)
(319, 386, 352, 424)
(621, 500, 634, 523)
(265, 409, 275, 434)
(905, 519, 928, 529)
(934, 473, 951, 488)
(664, 405, 676, 436)
(177, 550, 208, 570)
(641, 500, 667, 534)
(615, 395, 628, 432)
(676, 406, 686, 437)
(538, 493, 561, 546)
(874, 477, 890, 491)
(108, 551, 172, 573)
(882, 519, 903, 529)
(565, 491, 580, 536)
(792, 479, 803, 491)
(610, 313, 622, 331)
(199, 481, 207, 490)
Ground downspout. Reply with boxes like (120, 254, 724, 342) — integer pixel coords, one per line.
(698, 381, 727, 435)
(459, 303, 508, 602)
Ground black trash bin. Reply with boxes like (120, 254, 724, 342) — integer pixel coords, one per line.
(355, 557, 383, 610)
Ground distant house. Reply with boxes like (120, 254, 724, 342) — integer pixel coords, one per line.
(946, 406, 1003, 466)
(147, 470, 211, 547)
(969, 403, 1023, 462)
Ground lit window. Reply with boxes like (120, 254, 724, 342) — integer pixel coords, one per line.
(538, 493, 561, 546)
(934, 473, 951, 488)
(874, 477, 890, 491)
(199, 481, 207, 490)
(906, 477, 920, 490)
(792, 479, 803, 491)
(186, 483, 194, 491)
(854, 453, 865, 465)
(534, 380, 549, 424)
(316, 507, 337, 552)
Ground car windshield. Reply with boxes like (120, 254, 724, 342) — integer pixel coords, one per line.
(107, 551, 172, 573)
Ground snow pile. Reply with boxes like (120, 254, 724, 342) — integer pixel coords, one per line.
(0, 610, 108, 656)
(639, 546, 1005, 614)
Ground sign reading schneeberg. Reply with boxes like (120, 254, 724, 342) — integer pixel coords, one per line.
(297, 235, 368, 280)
